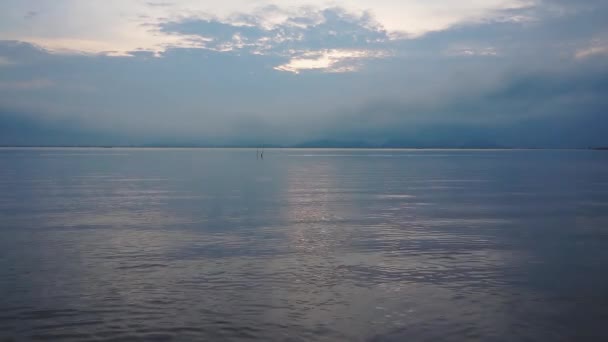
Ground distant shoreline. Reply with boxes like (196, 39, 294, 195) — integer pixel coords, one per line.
(0, 146, 606, 150)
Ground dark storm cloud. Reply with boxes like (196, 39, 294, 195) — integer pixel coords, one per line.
(0, 108, 122, 146)
(318, 62, 608, 148)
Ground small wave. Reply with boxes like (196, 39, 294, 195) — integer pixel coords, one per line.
(115, 263, 168, 270)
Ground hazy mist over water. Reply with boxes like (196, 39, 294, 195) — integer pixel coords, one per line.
(1, 148, 608, 341)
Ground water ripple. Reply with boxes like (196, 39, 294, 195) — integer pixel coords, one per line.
(1, 149, 608, 341)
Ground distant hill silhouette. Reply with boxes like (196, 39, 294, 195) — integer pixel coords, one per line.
(293, 139, 507, 149)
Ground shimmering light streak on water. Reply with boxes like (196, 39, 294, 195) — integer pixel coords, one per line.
(1, 148, 607, 341)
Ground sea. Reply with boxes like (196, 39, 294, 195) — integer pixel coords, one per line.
(1, 148, 607, 341)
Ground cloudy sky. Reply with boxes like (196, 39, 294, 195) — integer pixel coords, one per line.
(0, 0, 607, 147)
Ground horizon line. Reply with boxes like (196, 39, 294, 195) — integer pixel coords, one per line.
(0, 146, 606, 150)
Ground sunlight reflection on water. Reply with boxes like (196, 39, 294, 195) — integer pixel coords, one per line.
(1, 148, 608, 341)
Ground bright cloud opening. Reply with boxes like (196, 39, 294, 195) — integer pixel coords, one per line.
(0, 0, 537, 57)
(274, 49, 388, 73)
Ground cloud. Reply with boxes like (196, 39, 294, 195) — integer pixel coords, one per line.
(24, 10, 39, 19)
(315, 63, 608, 147)
(0, 79, 53, 90)
(0, 0, 607, 147)
(0, 56, 15, 66)
(445, 46, 498, 57)
(0, 108, 126, 146)
(160, 7, 391, 72)
(160, 10, 387, 49)
(146, 1, 174, 8)
(0, 0, 536, 56)
(274, 49, 388, 74)
(576, 41, 608, 59)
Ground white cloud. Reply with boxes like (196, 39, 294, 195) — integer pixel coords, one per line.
(446, 46, 498, 57)
(576, 42, 608, 59)
(0, 0, 536, 56)
(274, 49, 388, 73)
(156, 8, 391, 72)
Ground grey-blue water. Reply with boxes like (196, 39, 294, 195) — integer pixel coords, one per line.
(1, 148, 608, 341)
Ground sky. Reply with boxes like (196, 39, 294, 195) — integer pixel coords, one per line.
(0, 0, 607, 147)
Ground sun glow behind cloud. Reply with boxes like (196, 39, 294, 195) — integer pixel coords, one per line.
(0, 0, 537, 70)
(1, 0, 608, 147)
(274, 49, 389, 73)
(156, 7, 393, 72)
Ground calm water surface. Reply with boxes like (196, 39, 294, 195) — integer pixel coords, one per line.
(1, 148, 608, 341)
